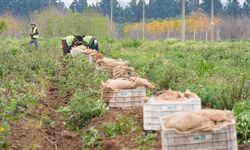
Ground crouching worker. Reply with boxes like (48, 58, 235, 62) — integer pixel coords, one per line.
(83, 35, 99, 51)
(62, 35, 83, 55)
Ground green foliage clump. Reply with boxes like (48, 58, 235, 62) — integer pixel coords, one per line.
(59, 92, 107, 130)
(0, 123, 11, 149)
(135, 133, 157, 150)
(82, 128, 101, 148)
(102, 115, 138, 137)
(0, 38, 61, 148)
(33, 8, 112, 38)
(233, 100, 250, 144)
(0, 19, 7, 33)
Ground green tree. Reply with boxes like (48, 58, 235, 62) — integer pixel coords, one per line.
(225, 0, 241, 16)
(69, 0, 88, 13)
(0, 0, 65, 16)
(148, 0, 180, 19)
(96, 0, 124, 23)
(243, 0, 250, 16)
(200, 0, 223, 15)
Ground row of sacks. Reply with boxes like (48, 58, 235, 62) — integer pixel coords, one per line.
(71, 45, 154, 107)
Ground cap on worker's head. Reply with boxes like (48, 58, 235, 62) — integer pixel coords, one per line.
(31, 23, 36, 26)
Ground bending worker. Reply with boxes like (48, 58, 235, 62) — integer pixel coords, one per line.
(83, 35, 99, 51)
(29, 23, 39, 48)
(62, 35, 83, 55)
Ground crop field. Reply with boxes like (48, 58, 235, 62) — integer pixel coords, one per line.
(0, 38, 250, 150)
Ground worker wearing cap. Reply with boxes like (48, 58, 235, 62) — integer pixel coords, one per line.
(82, 35, 99, 51)
(29, 23, 39, 48)
(62, 35, 84, 55)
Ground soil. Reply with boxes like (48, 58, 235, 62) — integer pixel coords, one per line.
(6, 60, 82, 150)
(84, 108, 161, 150)
(239, 143, 250, 150)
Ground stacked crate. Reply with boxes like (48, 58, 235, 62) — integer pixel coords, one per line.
(101, 86, 146, 108)
(143, 97, 201, 131)
(160, 117, 238, 150)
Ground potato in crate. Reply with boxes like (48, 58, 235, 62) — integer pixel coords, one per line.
(160, 110, 238, 150)
(143, 89, 201, 131)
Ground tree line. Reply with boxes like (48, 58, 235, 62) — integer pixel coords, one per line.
(0, 0, 249, 23)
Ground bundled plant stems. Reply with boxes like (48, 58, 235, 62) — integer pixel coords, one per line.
(161, 109, 234, 133)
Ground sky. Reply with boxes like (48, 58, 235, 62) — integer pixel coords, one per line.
(61, 0, 246, 8)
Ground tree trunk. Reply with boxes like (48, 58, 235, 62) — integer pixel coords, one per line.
(217, 29, 220, 41)
(206, 29, 208, 41)
(193, 28, 196, 40)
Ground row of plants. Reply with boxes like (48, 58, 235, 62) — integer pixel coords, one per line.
(0, 38, 61, 148)
(57, 56, 110, 130)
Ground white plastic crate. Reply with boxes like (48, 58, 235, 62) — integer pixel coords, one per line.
(101, 86, 146, 108)
(160, 117, 238, 150)
(143, 98, 201, 131)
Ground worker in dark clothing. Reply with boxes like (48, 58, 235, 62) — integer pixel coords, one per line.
(82, 35, 99, 51)
(29, 23, 39, 48)
(62, 35, 83, 55)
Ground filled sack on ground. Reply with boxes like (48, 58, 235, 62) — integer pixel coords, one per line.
(112, 65, 135, 79)
(89, 52, 103, 62)
(96, 57, 129, 69)
(82, 48, 96, 55)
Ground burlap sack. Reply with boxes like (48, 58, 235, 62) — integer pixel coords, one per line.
(157, 89, 186, 101)
(162, 112, 214, 132)
(162, 110, 234, 132)
(155, 89, 199, 101)
(82, 49, 96, 55)
(184, 89, 199, 98)
(130, 77, 154, 89)
(89, 52, 103, 62)
(97, 57, 129, 69)
(196, 109, 234, 123)
(112, 65, 135, 79)
(102, 78, 136, 91)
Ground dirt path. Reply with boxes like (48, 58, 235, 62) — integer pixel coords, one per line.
(6, 61, 82, 150)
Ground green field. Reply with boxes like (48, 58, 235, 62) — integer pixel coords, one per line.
(0, 38, 250, 149)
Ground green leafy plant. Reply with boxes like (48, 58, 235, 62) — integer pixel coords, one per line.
(82, 128, 101, 148)
(59, 92, 107, 129)
(102, 115, 138, 137)
(233, 100, 250, 144)
(135, 133, 157, 150)
(0, 123, 11, 149)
